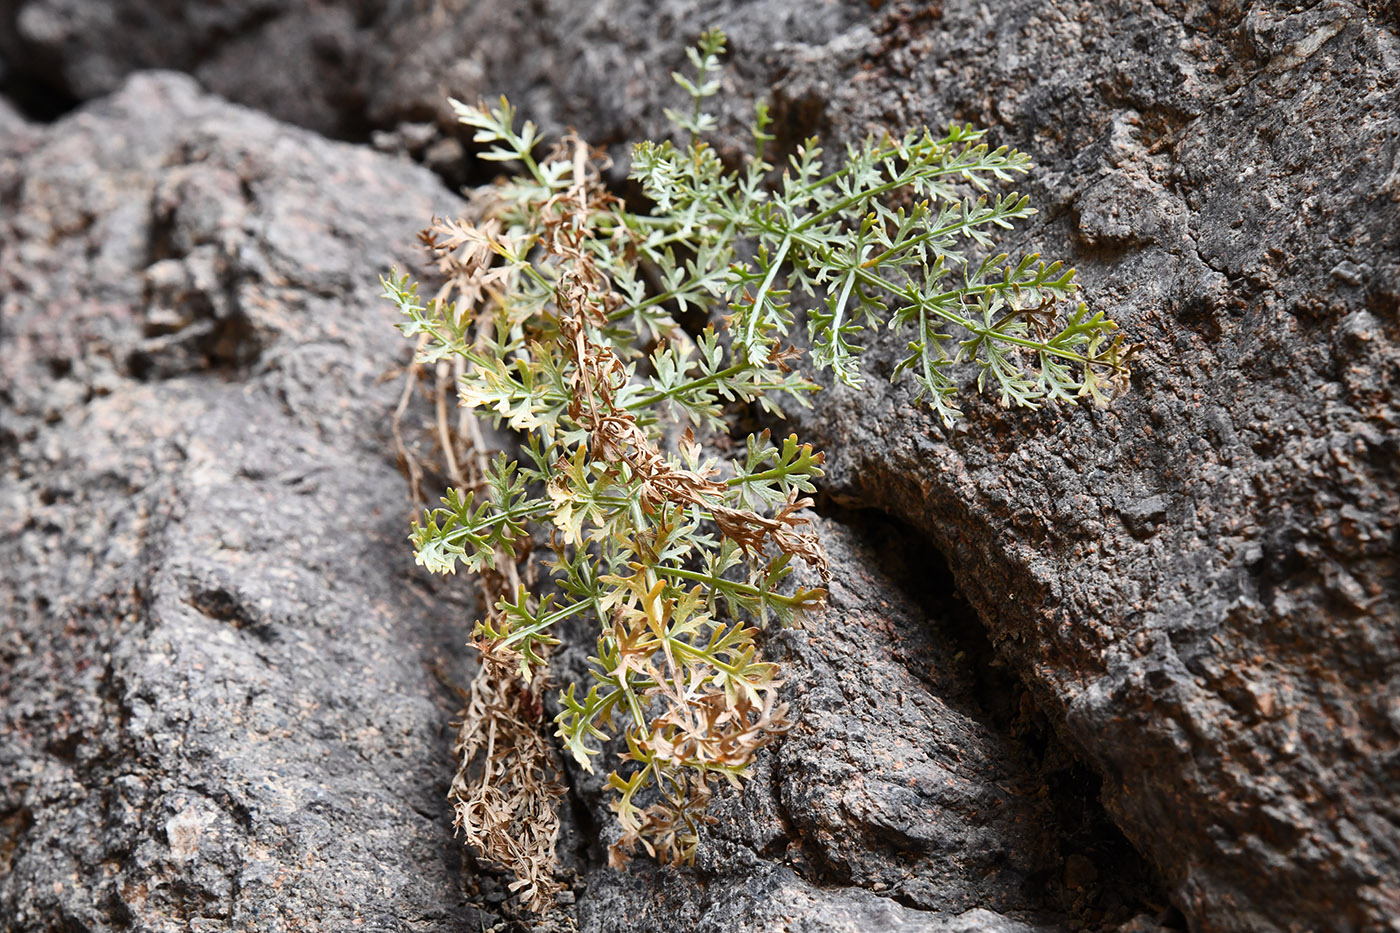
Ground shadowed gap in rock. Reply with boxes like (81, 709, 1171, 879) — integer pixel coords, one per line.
(819, 503, 1185, 929)
(0, 68, 80, 121)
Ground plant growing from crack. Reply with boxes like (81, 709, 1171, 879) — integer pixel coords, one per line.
(383, 29, 1133, 912)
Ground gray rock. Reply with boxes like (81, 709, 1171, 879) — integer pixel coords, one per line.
(775, 5, 1400, 932)
(0, 0, 871, 147)
(3, 1, 1399, 931)
(0, 91, 23, 130)
(1, 70, 1157, 933)
(0, 0, 367, 137)
(0, 68, 1169, 933)
(580, 860, 1057, 933)
(0, 72, 477, 930)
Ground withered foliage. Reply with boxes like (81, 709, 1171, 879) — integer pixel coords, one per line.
(450, 655, 565, 911)
(383, 29, 1131, 911)
(394, 204, 568, 913)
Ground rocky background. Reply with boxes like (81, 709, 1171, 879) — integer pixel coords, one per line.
(1, 2, 1396, 932)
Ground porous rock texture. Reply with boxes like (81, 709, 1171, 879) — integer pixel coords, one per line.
(781, 7, 1400, 932)
(2, 1, 1399, 932)
(0, 75, 480, 929)
(0, 75, 1159, 932)
(0, 0, 868, 142)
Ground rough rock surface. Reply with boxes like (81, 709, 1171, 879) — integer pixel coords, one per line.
(0, 73, 1168, 933)
(781, 6, 1400, 932)
(0, 74, 478, 930)
(3, 1, 1399, 932)
(0, 0, 868, 143)
(398, 3, 1400, 929)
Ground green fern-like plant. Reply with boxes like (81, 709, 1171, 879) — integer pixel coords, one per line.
(384, 28, 1131, 895)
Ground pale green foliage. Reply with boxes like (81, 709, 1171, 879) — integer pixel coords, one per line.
(384, 28, 1131, 884)
(626, 73, 1133, 424)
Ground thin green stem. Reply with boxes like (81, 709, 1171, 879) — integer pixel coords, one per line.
(825, 268, 858, 352)
(631, 361, 749, 407)
(669, 638, 747, 678)
(856, 268, 1098, 365)
(860, 203, 1026, 269)
(742, 236, 790, 351)
(656, 566, 809, 608)
(724, 464, 801, 488)
(795, 148, 1027, 233)
(434, 499, 549, 539)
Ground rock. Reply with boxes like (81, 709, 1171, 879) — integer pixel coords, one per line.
(0, 0, 367, 137)
(0, 0, 872, 149)
(0, 90, 23, 130)
(0, 68, 1171, 933)
(0, 70, 1165, 933)
(773, 6, 1400, 932)
(581, 860, 1056, 933)
(0, 72, 478, 930)
(378, 1, 1400, 925)
(2, 1, 1398, 931)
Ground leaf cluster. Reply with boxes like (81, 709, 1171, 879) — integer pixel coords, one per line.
(384, 28, 1132, 897)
